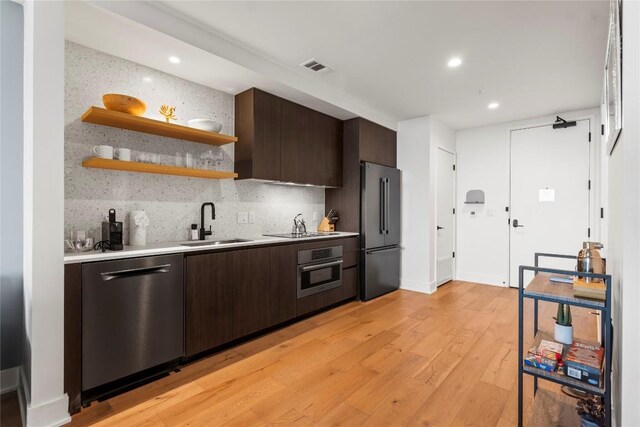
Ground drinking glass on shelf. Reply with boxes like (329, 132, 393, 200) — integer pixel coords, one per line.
(150, 153, 160, 164)
(138, 152, 150, 163)
(175, 152, 185, 167)
(185, 153, 194, 168)
(160, 154, 173, 166)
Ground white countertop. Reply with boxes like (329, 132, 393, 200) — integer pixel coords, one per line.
(64, 232, 359, 264)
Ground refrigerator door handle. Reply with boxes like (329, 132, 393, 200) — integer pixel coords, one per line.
(380, 178, 386, 234)
(385, 178, 390, 235)
(366, 246, 400, 255)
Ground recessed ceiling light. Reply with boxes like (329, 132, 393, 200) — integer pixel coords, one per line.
(488, 102, 500, 109)
(169, 56, 180, 64)
(447, 57, 462, 68)
(142, 76, 152, 83)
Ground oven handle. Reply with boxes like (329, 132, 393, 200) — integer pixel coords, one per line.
(300, 259, 343, 272)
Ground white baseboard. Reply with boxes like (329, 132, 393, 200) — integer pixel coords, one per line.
(17, 367, 70, 427)
(400, 278, 437, 294)
(455, 271, 507, 287)
(1, 366, 20, 394)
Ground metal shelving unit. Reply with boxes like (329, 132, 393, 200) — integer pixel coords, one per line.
(518, 252, 612, 427)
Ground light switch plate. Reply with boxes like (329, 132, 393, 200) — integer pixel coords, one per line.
(313, 212, 319, 221)
(248, 211, 256, 223)
(237, 212, 248, 224)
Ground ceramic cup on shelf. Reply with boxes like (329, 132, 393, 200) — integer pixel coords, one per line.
(92, 145, 114, 159)
(114, 148, 131, 161)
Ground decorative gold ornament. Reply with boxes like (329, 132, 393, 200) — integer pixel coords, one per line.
(159, 104, 176, 123)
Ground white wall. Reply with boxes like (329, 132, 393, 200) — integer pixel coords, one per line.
(398, 116, 455, 294)
(609, 1, 640, 424)
(1, 0, 24, 392)
(20, 1, 70, 426)
(455, 108, 603, 287)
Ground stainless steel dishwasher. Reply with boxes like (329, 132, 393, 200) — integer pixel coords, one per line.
(82, 254, 184, 391)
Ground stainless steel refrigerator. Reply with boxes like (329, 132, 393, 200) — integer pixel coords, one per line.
(360, 162, 401, 301)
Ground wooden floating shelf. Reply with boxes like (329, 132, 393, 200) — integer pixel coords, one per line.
(81, 107, 238, 146)
(82, 157, 238, 180)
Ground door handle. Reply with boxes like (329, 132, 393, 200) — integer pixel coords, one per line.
(512, 219, 524, 228)
(380, 178, 386, 234)
(300, 259, 343, 272)
(101, 264, 172, 281)
(384, 178, 390, 235)
(366, 246, 400, 255)
(437, 226, 444, 230)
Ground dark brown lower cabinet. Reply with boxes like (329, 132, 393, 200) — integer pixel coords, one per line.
(233, 248, 272, 337)
(64, 263, 82, 414)
(270, 244, 297, 325)
(185, 251, 234, 357)
(342, 266, 358, 300)
(65, 237, 360, 414)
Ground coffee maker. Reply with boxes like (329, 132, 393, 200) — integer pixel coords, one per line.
(102, 208, 123, 250)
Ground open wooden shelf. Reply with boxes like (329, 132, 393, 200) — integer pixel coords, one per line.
(81, 107, 238, 146)
(524, 331, 605, 396)
(528, 389, 580, 427)
(82, 157, 238, 180)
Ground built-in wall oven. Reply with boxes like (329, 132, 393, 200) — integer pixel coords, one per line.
(297, 246, 343, 298)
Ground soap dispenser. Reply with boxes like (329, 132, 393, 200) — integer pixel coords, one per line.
(190, 224, 198, 241)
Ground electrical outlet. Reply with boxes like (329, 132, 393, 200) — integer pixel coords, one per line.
(313, 212, 319, 221)
(248, 211, 256, 223)
(237, 212, 248, 224)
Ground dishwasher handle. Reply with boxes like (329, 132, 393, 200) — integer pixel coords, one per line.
(101, 264, 172, 281)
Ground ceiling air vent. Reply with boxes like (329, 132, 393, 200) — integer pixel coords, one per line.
(300, 58, 332, 73)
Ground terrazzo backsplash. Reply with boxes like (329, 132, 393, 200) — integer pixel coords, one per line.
(65, 41, 324, 244)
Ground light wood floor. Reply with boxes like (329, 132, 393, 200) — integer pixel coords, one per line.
(60, 281, 596, 426)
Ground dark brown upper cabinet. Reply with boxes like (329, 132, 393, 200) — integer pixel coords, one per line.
(235, 88, 343, 187)
(235, 89, 282, 181)
(325, 118, 397, 232)
(358, 118, 397, 168)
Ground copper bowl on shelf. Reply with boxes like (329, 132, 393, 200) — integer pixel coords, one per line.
(102, 94, 146, 116)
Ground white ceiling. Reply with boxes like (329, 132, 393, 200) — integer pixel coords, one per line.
(69, 1, 609, 130)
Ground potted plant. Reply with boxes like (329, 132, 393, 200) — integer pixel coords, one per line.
(577, 396, 605, 427)
(554, 303, 573, 344)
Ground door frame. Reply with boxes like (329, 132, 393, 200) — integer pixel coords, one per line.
(507, 115, 597, 287)
(435, 146, 457, 287)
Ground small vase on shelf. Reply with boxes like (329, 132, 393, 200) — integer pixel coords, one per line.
(129, 210, 149, 246)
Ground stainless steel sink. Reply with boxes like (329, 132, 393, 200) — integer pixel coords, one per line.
(180, 238, 252, 247)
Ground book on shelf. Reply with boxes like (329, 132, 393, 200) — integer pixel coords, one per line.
(573, 278, 606, 301)
(535, 339, 564, 361)
(524, 355, 557, 372)
(565, 340, 604, 387)
(525, 339, 564, 372)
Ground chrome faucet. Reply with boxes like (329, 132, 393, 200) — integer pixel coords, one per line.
(199, 202, 216, 240)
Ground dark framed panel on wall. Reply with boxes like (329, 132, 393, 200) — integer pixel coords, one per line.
(604, 0, 622, 155)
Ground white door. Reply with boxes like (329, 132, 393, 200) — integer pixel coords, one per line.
(509, 120, 591, 287)
(436, 148, 455, 286)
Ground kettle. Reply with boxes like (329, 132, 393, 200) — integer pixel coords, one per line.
(577, 241, 605, 282)
(292, 213, 307, 236)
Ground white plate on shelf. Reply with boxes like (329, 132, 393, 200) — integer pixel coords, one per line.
(187, 119, 222, 133)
